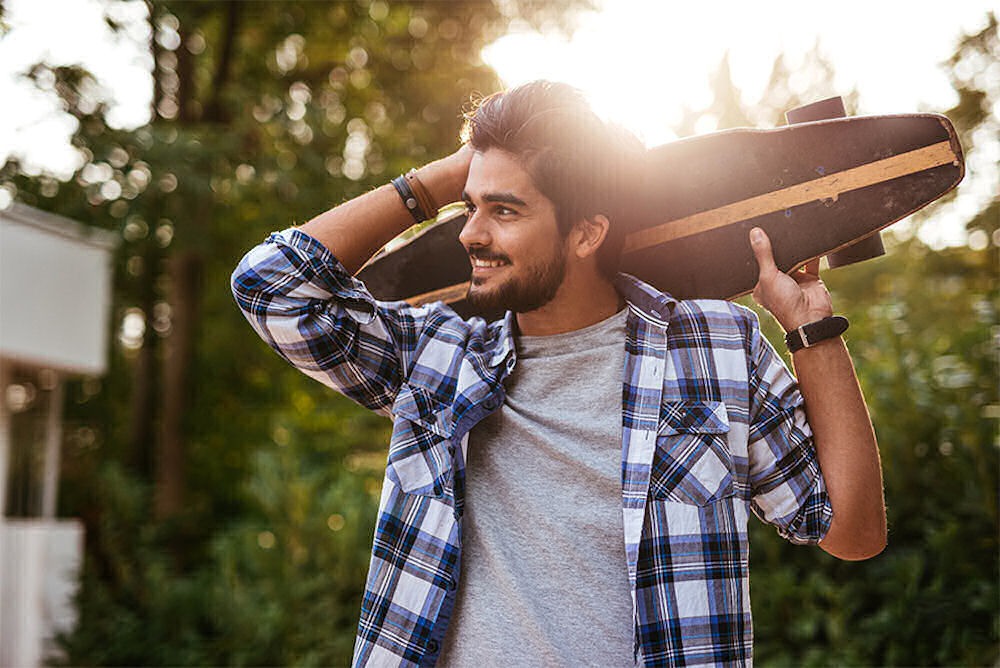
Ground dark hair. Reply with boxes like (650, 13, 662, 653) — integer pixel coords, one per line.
(460, 80, 645, 279)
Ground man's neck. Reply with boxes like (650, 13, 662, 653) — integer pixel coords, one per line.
(515, 273, 622, 337)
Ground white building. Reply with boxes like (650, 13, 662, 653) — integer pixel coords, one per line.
(0, 202, 116, 668)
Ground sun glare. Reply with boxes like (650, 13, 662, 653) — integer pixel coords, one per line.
(481, 2, 787, 147)
(481, 0, 994, 248)
(482, 0, 986, 146)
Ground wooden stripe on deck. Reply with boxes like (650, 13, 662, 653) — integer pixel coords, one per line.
(622, 140, 956, 253)
(408, 281, 471, 307)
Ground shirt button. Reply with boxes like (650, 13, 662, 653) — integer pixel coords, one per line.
(446, 576, 457, 591)
(427, 640, 439, 653)
(484, 396, 499, 410)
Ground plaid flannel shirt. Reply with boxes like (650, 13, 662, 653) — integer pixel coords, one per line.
(232, 228, 833, 667)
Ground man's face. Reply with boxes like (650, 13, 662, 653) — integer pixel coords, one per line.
(459, 149, 568, 314)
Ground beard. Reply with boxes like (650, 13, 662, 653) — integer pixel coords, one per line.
(466, 245, 567, 314)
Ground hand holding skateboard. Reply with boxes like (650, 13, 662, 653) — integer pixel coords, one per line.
(750, 226, 833, 333)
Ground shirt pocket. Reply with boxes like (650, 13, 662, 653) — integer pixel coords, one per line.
(650, 400, 733, 506)
(386, 383, 454, 498)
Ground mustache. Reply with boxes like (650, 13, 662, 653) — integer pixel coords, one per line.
(468, 249, 511, 263)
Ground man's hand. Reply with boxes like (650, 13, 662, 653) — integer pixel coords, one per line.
(749, 227, 833, 332)
(424, 143, 475, 209)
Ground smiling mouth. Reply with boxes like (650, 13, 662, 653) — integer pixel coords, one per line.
(470, 257, 509, 269)
(468, 252, 510, 270)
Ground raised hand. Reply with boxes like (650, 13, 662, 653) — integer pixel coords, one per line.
(749, 227, 834, 332)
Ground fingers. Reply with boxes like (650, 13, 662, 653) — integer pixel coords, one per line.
(752, 227, 822, 280)
(749, 227, 777, 275)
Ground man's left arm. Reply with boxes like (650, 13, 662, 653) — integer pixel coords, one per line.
(749, 227, 887, 561)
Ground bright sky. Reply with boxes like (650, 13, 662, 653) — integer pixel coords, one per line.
(0, 0, 995, 246)
(484, 1, 993, 144)
(481, 1, 997, 248)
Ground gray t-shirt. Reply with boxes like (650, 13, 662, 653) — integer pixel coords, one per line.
(439, 308, 633, 667)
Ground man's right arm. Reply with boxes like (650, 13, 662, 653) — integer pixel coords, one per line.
(231, 146, 473, 414)
(299, 144, 473, 273)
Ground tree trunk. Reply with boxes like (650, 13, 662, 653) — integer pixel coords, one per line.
(126, 244, 158, 480)
(148, 0, 162, 120)
(154, 250, 201, 520)
(204, 1, 240, 123)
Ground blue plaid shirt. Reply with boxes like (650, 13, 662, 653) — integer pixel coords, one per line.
(232, 228, 832, 667)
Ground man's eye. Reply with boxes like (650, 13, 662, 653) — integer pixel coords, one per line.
(464, 202, 477, 215)
(496, 206, 516, 216)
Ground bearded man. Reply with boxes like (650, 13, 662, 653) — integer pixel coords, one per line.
(232, 80, 886, 667)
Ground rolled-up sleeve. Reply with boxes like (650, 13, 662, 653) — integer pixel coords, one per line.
(231, 227, 424, 415)
(745, 319, 833, 544)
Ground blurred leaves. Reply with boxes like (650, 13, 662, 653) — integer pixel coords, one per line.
(741, 235, 998, 666)
(5, 0, 592, 664)
(737, 15, 999, 666)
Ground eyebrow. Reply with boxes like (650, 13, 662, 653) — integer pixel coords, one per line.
(461, 190, 528, 207)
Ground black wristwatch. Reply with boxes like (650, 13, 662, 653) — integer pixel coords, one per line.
(784, 316, 849, 353)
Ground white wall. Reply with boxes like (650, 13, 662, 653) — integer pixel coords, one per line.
(0, 203, 116, 375)
(0, 520, 83, 668)
(0, 204, 115, 666)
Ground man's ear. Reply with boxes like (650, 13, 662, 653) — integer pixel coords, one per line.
(571, 214, 610, 260)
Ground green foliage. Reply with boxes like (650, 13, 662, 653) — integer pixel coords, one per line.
(54, 463, 216, 666)
(203, 380, 390, 666)
(742, 237, 998, 666)
(207, 436, 383, 666)
(195, 394, 386, 665)
(57, 397, 389, 666)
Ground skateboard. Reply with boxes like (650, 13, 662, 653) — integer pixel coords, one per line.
(357, 109, 964, 316)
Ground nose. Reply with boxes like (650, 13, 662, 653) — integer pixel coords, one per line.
(458, 207, 490, 249)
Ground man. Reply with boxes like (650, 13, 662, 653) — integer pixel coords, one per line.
(232, 80, 886, 667)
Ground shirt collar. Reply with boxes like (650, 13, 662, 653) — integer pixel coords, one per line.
(487, 274, 675, 367)
(614, 272, 677, 323)
(488, 310, 517, 368)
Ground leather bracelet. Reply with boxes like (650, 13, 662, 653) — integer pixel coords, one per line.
(391, 174, 429, 223)
(785, 315, 849, 353)
(404, 169, 438, 219)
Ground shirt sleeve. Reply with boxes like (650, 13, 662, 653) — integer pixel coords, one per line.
(745, 314, 833, 544)
(231, 227, 429, 416)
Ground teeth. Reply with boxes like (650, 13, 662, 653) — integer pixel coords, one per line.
(472, 258, 507, 268)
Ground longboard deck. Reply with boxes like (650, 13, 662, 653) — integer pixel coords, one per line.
(357, 113, 964, 316)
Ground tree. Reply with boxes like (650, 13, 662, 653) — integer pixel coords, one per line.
(1, 1, 594, 664)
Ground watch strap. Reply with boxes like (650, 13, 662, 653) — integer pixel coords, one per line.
(785, 315, 849, 353)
